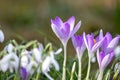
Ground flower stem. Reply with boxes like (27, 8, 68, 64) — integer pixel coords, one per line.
(86, 55, 91, 80)
(70, 62, 76, 80)
(97, 70, 103, 80)
(62, 43, 67, 80)
(78, 58, 81, 80)
(36, 72, 39, 80)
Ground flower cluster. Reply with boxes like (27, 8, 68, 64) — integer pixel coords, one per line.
(51, 16, 120, 80)
(0, 16, 120, 80)
(0, 31, 62, 80)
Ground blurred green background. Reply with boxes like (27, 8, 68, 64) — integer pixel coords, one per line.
(0, 0, 120, 56)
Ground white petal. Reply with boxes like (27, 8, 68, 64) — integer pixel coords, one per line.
(42, 57, 51, 73)
(0, 30, 4, 42)
(27, 61, 38, 75)
(38, 43, 44, 52)
(55, 48, 62, 55)
(4, 43, 14, 53)
(32, 48, 41, 62)
(44, 72, 54, 80)
(51, 58, 59, 71)
(21, 56, 28, 67)
(115, 46, 120, 57)
(1, 54, 12, 63)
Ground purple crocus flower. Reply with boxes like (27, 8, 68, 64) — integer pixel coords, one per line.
(83, 30, 105, 80)
(51, 16, 81, 45)
(72, 35, 86, 58)
(83, 30, 105, 57)
(97, 50, 114, 71)
(97, 33, 120, 80)
(101, 32, 120, 53)
(72, 35, 86, 80)
(97, 50, 114, 80)
(20, 67, 27, 80)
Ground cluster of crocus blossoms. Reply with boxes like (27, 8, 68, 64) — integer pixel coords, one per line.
(0, 30, 62, 80)
(51, 16, 120, 80)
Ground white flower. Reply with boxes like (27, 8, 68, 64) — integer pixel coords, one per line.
(21, 50, 30, 67)
(54, 48, 62, 55)
(4, 43, 14, 53)
(115, 46, 120, 58)
(42, 56, 51, 73)
(32, 48, 42, 62)
(0, 53, 19, 73)
(114, 63, 120, 73)
(26, 60, 38, 75)
(50, 51, 59, 71)
(91, 56, 96, 63)
(0, 30, 4, 43)
(42, 48, 62, 80)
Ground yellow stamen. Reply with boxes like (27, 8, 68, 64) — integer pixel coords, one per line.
(94, 39, 96, 44)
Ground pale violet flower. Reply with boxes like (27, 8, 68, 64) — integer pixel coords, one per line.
(0, 30, 4, 42)
(20, 67, 27, 80)
(51, 16, 81, 45)
(83, 29, 105, 58)
(72, 35, 86, 58)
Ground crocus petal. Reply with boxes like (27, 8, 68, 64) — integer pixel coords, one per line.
(0, 30, 4, 42)
(66, 16, 75, 31)
(51, 16, 63, 28)
(55, 16, 63, 25)
(105, 32, 112, 44)
(83, 32, 89, 50)
(61, 23, 70, 39)
(72, 35, 82, 48)
(107, 36, 120, 51)
(97, 51, 105, 68)
(101, 53, 111, 70)
(106, 51, 114, 66)
(70, 21, 81, 37)
(101, 37, 107, 52)
(87, 34, 94, 50)
(92, 37, 105, 52)
(51, 23, 64, 39)
(20, 67, 27, 80)
(80, 42, 86, 55)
